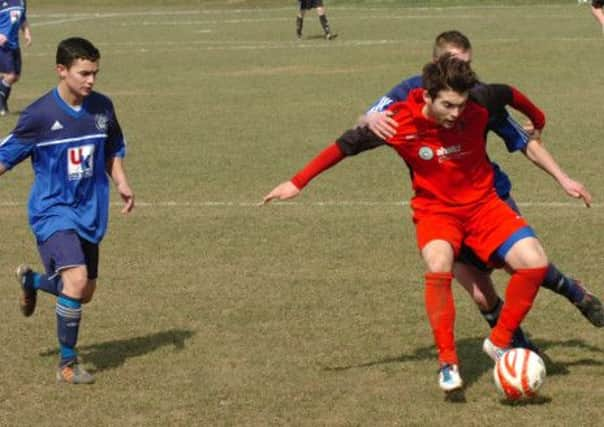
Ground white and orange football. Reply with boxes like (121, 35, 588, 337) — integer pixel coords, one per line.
(493, 348, 546, 401)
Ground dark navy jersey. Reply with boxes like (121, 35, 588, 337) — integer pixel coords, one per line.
(366, 75, 532, 198)
(0, 88, 126, 243)
(0, 0, 26, 50)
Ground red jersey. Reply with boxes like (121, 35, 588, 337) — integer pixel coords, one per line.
(289, 86, 531, 261)
(384, 88, 495, 212)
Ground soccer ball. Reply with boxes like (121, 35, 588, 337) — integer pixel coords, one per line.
(493, 348, 546, 401)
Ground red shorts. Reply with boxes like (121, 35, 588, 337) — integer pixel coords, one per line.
(414, 193, 528, 263)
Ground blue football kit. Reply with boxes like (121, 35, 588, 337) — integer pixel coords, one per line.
(367, 75, 532, 199)
(0, 88, 126, 244)
(0, 0, 26, 50)
(0, 0, 26, 75)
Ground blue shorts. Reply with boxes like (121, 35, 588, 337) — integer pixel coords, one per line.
(0, 47, 21, 75)
(37, 230, 99, 279)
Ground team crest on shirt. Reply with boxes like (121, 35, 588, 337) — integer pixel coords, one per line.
(10, 10, 21, 23)
(418, 146, 434, 161)
(95, 114, 108, 131)
(68, 145, 95, 180)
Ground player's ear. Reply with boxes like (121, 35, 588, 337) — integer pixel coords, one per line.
(55, 64, 67, 79)
(422, 90, 432, 105)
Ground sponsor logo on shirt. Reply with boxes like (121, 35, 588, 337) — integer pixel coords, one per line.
(435, 144, 467, 162)
(67, 144, 95, 180)
(436, 145, 461, 157)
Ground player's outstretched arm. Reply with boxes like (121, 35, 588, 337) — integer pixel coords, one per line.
(261, 143, 347, 206)
(262, 127, 386, 206)
(523, 139, 592, 207)
(262, 181, 300, 205)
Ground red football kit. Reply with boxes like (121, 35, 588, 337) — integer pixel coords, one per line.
(289, 87, 545, 365)
(292, 88, 528, 263)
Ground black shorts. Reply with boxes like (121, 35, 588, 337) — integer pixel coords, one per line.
(457, 244, 492, 272)
(299, 0, 324, 10)
(593, 0, 604, 8)
(0, 47, 21, 75)
(37, 230, 100, 280)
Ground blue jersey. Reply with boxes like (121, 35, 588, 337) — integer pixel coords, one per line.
(0, 88, 126, 243)
(367, 75, 531, 198)
(0, 0, 26, 50)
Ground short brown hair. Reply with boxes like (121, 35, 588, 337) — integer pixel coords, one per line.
(422, 53, 478, 99)
(432, 30, 471, 60)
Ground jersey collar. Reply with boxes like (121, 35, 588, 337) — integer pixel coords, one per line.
(52, 88, 89, 119)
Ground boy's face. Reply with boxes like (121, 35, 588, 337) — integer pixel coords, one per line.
(56, 58, 99, 99)
(423, 89, 469, 129)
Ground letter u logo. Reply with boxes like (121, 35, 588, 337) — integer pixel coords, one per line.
(69, 148, 83, 165)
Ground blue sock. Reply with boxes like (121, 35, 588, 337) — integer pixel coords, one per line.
(480, 298, 502, 328)
(32, 272, 63, 296)
(541, 264, 585, 304)
(56, 294, 82, 366)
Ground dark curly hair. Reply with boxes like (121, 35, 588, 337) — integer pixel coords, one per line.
(422, 53, 478, 100)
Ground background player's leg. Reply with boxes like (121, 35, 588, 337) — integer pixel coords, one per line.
(541, 263, 603, 326)
(316, 6, 336, 40)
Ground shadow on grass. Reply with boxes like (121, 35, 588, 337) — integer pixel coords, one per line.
(39, 328, 194, 373)
(322, 336, 603, 392)
(300, 34, 331, 40)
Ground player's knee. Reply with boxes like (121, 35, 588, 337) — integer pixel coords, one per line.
(506, 238, 548, 269)
(522, 250, 548, 269)
(71, 276, 88, 294)
(422, 240, 455, 272)
(61, 271, 89, 298)
(424, 255, 453, 273)
(3, 73, 18, 84)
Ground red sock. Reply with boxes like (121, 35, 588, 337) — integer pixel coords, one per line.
(424, 272, 457, 365)
(490, 267, 547, 348)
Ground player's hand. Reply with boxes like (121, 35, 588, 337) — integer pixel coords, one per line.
(0, 34, 7, 47)
(23, 33, 31, 47)
(261, 181, 300, 205)
(117, 182, 135, 213)
(559, 176, 592, 208)
(366, 111, 397, 140)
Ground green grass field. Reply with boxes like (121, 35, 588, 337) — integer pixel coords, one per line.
(0, 1, 602, 425)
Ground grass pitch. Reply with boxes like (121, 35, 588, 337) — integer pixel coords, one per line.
(0, 1, 602, 426)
